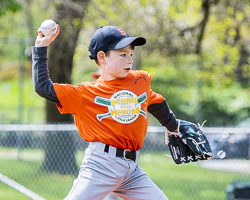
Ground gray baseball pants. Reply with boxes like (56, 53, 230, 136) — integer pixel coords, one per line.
(64, 142, 169, 200)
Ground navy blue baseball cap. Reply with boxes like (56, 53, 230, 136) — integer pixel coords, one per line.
(88, 25, 146, 60)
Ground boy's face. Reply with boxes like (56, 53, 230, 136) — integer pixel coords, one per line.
(100, 44, 134, 80)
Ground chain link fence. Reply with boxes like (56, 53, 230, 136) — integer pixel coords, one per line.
(0, 124, 249, 200)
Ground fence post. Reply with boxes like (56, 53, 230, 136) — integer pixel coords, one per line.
(18, 39, 25, 124)
(248, 134, 250, 160)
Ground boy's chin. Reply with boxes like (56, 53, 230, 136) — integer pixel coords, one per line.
(117, 73, 129, 79)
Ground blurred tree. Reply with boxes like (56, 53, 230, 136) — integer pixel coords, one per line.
(18, 0, 34, 43)
(191, 0, 250, 125)
(0, 0, 22, 16)
(0, 0, 249, 126)
(42, 0, 91, 175)
(78, 0, 250, 126)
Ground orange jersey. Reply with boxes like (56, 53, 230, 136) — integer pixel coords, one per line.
(54, 70, 163, 151)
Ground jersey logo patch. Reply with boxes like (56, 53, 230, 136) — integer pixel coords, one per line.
(94, 90, 147, 124)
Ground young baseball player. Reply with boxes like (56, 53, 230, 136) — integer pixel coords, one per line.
(32, 24, 179, 200)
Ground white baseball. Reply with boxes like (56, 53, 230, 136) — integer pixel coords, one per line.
(40, 19, 57, 36)
(217, 150, 226, 159)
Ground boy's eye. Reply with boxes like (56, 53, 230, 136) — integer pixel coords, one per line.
(121, 54, 133, 57)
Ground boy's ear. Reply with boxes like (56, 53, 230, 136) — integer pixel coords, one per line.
(97, 51, 106, 63)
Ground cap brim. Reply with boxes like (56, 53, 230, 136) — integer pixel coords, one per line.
(114, 37, 146, 50)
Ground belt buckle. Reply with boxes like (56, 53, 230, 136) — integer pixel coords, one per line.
(123, 149, 131, 160)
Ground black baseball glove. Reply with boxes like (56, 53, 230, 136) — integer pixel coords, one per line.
(165, 120, 214, 164)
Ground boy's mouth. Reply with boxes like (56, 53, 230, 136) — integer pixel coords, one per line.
(124, 67, 131, 72)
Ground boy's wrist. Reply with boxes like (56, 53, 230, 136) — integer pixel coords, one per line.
(35, 39, 50, 47)
(32, 46, 48, 58)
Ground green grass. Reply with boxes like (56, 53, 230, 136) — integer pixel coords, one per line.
(0, 78, 45, 123)
(139, 153, 248, 200)
(0, 148, 85, 200)
(0, 150, 249, 200)
(0, 58, 45, 123)
(0, 158, 76, 200)
(0, 182, 30, 200)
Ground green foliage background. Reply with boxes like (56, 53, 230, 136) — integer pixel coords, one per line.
(0, 0, 249, 126)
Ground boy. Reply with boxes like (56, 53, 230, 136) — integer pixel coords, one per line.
(32, 25, 179, 200)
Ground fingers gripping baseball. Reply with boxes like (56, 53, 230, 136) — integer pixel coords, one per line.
(35, 23, 60, 47)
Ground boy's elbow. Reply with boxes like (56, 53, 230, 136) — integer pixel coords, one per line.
(33, 84, 38, 94)
(34, 83, 44, 97)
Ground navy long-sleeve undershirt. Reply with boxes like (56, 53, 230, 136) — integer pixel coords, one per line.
(32, 46, 60, 104)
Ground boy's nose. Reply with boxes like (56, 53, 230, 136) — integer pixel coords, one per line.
(127, 56, 133, 64)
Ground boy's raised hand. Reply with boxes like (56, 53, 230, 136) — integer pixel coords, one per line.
(35, 24, 60, 47)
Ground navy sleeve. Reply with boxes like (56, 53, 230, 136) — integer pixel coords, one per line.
(32, 46, 60, 104)
(147, 98, 178, 131)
